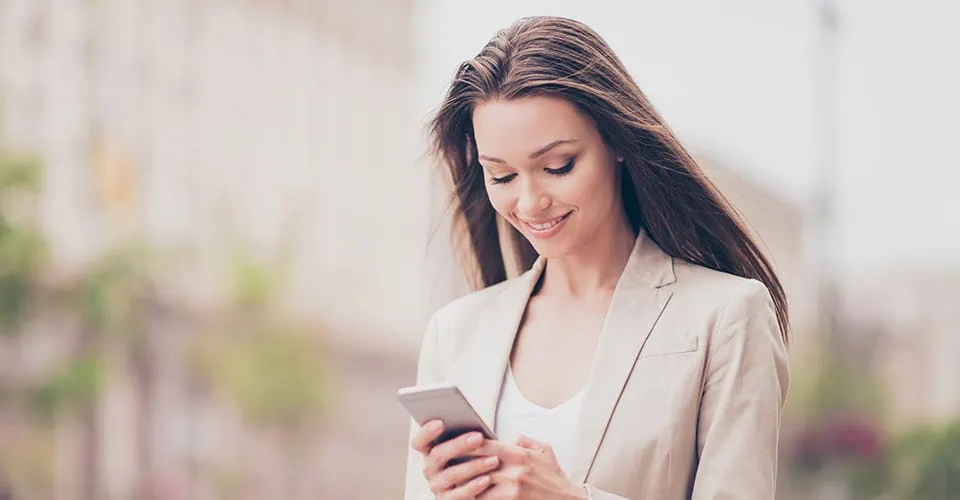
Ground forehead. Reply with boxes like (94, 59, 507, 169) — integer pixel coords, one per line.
(472, 96, 593, 156)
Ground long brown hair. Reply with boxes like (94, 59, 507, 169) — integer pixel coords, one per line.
(429, 16, 789, 343)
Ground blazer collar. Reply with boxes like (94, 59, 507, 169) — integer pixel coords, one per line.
(568, 230, 675, 481)
(455, 229, 676, 480)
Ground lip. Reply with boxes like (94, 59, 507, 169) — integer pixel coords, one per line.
(518, 211, 573, 240)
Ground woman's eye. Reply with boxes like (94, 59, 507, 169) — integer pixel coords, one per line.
(545, 159, 575, 176)
(489, 173, 517, 184)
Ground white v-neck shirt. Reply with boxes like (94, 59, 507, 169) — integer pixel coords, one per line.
(494, 365, 586, 476)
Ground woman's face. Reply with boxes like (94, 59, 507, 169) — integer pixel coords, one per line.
(472, 95, 624, 259)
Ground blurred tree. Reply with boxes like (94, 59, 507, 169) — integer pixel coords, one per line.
(1, 105, 329, 498)
(783, 321, 960, 499)
(191, 245, 328, 498)
(64, 242, 161, 500)
(892, 421, 960, 499)
(0, 110, 167, 499)
(781, 327, 892, 499)
(0, 153, 46, 335)
(0, 118, 57, 499)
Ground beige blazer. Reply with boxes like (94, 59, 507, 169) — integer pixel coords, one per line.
(404, 230, 790, 499)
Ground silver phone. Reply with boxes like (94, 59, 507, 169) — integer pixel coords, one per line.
(397, 382, 497, 450)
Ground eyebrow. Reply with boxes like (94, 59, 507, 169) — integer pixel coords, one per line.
(478, 139, 578, 164)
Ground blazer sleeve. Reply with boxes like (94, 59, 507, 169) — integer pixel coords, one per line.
(404, 312, 444, 500)
(585, 484, 631, 499)
(691, 280, 790, 499)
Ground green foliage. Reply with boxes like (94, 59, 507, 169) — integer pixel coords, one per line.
(823, 420, 960, 499)
(891, 421, 960, 499)
(13, 244, 154, 423)
(0, 156, 42, 196)
(191, 250, 327, 437)
(227, 245, 281, 313)
(0, 218, 46, 333)
(791, 352, 887, 425)
(785, 343, 960, 499)
(0, 156, 45, 334)
(0, 106, 331, 497)
(75, 243, 153, 334)
(26, 356, 106, 422)
(195, 326, 325, 432)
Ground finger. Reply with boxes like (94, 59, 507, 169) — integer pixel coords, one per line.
(476, 469, 521, 500)
(426, 431, 485, 475)
(473, 440, 528, 464)
(411, 420, 445, 454)
(442, 473, 492, 500)
(515, 434, 555, 460)
(515, 434, 546, 451)
(431, 455, 499, 493)
(515, 434, 537, 448)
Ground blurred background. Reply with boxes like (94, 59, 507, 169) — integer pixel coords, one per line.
(0, 0, 958, 499)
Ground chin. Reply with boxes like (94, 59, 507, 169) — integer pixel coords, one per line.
(522, 237, 575, 260)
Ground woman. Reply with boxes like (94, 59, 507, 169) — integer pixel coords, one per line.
(405, 16, 790, 500)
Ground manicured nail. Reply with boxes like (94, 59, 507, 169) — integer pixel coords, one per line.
(466, 433, 483, 445)
(484, 456, 499, 467)
(476, 475, 490, 486)
(427, 420, 443, 432)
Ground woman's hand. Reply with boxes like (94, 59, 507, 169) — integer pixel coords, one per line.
(475, 435, 588, 500)
(410, 419, 501, 498)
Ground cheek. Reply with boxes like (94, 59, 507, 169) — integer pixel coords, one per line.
(484, 186, 515, 216)
(558, 170, 603, 205)
(563, 166, 618, 214)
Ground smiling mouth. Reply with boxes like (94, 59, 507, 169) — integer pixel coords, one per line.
(520, 211, 572, 232)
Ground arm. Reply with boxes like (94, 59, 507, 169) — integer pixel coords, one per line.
(404, 312, 444, 500)
(691, 280, 790, 499)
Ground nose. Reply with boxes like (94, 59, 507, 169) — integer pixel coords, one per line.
(516, 177, 551, 216)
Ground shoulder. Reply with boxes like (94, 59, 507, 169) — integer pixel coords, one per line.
(421, 274, 523, 356)
(430, 276, 517, 328)
(670, 260, 789, 401)
(667, 259, 782, 353)
(671, 259, 774, 315)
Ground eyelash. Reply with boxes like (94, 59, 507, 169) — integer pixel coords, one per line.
(489, 159, 575, 185)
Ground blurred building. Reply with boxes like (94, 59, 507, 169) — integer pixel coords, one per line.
(841, 269, 960, 427)
(0, 0, 428, 348)
(1, 0, 420, 498)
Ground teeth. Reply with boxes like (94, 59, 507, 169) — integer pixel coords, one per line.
(526, 214, 567, 231)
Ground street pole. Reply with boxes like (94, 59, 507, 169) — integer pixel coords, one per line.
(814, 0, 841, 352)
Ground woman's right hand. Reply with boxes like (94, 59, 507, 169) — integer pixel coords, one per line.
(410, 420, 501, 499)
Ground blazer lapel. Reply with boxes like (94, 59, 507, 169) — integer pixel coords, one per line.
(457, 257, 546, 430)
(568, 230, 676, 483)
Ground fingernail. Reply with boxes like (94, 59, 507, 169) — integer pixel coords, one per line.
(477, 475, 490, 486)
(427, 420, 443, 432)
(466, 433, 482, 445)
(484, 456, 498, 466)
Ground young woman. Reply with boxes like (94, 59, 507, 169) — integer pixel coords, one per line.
(405, 16, 790, 500)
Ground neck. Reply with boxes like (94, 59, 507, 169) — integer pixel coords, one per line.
(538, 216, 636, 299)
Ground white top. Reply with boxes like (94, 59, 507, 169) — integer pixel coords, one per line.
(494, 365, 586, 476)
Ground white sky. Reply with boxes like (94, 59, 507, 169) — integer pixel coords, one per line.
(415, 0, 960, 275)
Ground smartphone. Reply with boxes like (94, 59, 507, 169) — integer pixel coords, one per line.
(397, 382, 496, 465)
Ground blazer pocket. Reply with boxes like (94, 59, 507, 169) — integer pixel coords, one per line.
(638, 336, 699, 359)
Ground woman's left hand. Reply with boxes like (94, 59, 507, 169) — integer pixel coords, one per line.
(473, 435, 587, 500)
